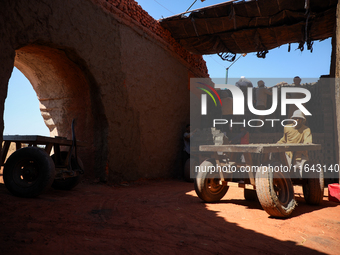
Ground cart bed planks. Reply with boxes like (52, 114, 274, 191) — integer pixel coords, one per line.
(199, 143, 322, 154)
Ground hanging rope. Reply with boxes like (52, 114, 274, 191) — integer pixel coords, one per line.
(297, 0, 313, 53)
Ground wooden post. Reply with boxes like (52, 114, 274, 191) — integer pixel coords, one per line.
(331, 25, 336, 78)
(335, 0, 340, 184)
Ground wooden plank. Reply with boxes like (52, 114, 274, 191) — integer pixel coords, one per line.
(244, 153, 255, 186)
(199, 143, 321, 153)
(0, 141, 11, 165)
(54, 144, 61, 166)
(3, 135, 72, 146)
(3, 135, 86, 147)
(200, 145, 263, 153)
(221, 181, 255, 189)
(262, 153, 270, 163)
(44, 143, 53, 155)
(15, 142, 21, 150)
(261, 144, 322, 153)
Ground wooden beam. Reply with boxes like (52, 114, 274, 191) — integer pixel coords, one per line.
(221, 181, 255, 190)
(0, 141, 10, 166)
(3, 135, 86, 147)
(199, 143, 322, 153)
(335, 0, 340, 184)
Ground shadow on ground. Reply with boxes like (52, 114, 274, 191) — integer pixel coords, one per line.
(0, 179, 338, 254)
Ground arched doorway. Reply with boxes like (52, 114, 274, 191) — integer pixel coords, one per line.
(7, 44, 105, 180)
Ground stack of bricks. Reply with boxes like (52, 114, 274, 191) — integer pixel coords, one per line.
(93, 0, 209, 77)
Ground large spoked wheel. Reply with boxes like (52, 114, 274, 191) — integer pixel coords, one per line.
(302, 163, 324, 205)
(3, 147, 55, 198)
(194, 160, 229, 202)
(256, 162, 296, 218)
(51, 151, 83, 190)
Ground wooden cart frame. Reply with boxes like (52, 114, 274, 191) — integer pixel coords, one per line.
(194, 143, 324, 218)
(1, 122, 85, 198)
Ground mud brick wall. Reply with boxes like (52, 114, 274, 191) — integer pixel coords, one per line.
(0, 0, 208, 183)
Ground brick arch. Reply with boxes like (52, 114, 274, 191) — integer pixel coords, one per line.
(13, 44, 106, 179)
(15, 45, 90, 136)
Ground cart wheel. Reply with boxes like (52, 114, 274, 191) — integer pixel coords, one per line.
(51, 151, 83, 190)
(244, 189, 257, 201)
(255, 163, 296, 218)
(194, 160, 228, 202)
(302, 165, 324, 205)
(184, 158, 196, 183)
(3, 147, 55, 198)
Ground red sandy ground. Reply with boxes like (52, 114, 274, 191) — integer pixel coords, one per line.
(0, 177, 339, 255)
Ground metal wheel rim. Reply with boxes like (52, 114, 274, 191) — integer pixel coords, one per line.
(205, 178, 224, 195)
(273, 173, 290, 206)
(12, 159, 40, 187)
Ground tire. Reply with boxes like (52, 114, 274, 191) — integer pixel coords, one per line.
(3, 147, 55, 198)
(255, 162, 296, 218)
(244, 189, 257, 201)
(302, 168, 324, 205)
(51, 151, 83, 190)
(184, 158, 196, 183)
(194, 160, 228, 202)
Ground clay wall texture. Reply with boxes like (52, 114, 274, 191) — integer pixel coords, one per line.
(0, 0, 208, 182)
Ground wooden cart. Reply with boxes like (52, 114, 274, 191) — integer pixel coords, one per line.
(1, 129, 85, 198)
(194, 143, 323, 218)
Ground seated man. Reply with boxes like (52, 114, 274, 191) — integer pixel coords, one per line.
(277, 109, 312, 168)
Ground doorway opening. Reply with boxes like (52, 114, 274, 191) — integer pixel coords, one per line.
(4, 67, 50, 136)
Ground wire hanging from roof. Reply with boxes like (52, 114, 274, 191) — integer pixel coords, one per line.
(152, 0, 175, 14)
(186, 0, 206, 12)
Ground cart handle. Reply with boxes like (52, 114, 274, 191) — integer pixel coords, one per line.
(70, 119, 84, 174)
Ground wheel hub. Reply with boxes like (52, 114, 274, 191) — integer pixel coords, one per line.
(22, 165, 38, 181)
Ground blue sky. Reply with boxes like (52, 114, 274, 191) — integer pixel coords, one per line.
(5, 0, 332, 136)
(5, 68, 50, 136)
